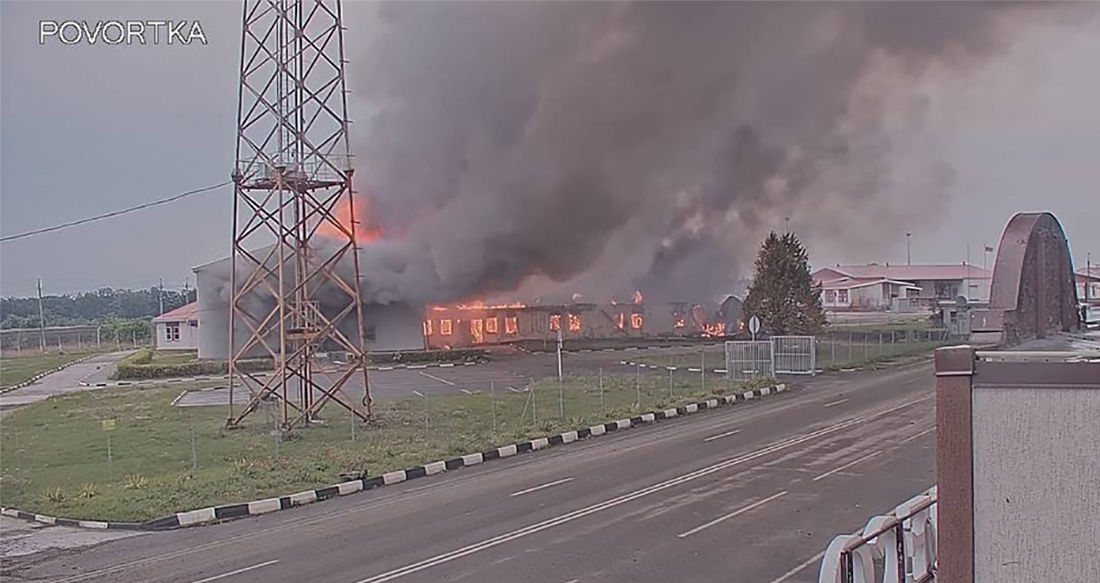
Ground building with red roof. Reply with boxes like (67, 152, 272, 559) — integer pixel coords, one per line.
(152, 301, 199, 350)
(813, 263, 992, 311)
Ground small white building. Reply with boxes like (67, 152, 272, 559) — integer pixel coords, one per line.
(153, 301, 199, 351)
(819, 277, 921, 310)
(1076, 269, 1100, 304)
(814, 264, 993, 311)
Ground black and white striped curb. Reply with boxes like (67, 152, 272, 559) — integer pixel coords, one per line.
(0, 508, 149, 530)
(0, 353, 100, 395)
(619, 360, 729, 376)
(80, 360, 486, 388)
(0, 382, 787, 531)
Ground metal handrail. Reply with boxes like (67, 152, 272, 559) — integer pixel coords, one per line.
(819, 487, 937, 583)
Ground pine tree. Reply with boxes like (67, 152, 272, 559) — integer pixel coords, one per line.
(742, 232, 826, 335)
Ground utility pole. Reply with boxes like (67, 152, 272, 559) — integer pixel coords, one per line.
(784, 216, 791, 234)
(906, 233, 912, 266)
(966, 243, 971, 301)
(157, 278, 165, 316)
(37, 278, 46, 352)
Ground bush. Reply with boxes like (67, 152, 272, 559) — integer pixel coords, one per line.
(115, 352, 271, 380)
(114, 349, 483, 380)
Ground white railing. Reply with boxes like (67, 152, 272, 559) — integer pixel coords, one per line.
(819, 487, 937, 583)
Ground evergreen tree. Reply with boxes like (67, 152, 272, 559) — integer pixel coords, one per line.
(742, 232, 826, 335)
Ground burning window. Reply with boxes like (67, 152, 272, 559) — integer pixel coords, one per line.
(568, 313, 581, 332)
(440, 319, 453, 335)
(471, 319, 485, 343)
(617, 312, 625, 329)
(486, 317, 499, 334)
(674, 317, 685, 328)
(423, 319, 433, 336)
(505, 316, 518, 335)
(550, 314, 561, 331)
(631, 313, 643, 329)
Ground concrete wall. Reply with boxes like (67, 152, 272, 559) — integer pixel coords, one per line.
(972, 386, 1100, 583)
(195, 257, 423, 358)
(936, 347, 1100, 583)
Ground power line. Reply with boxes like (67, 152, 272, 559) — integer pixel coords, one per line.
(0, 181, 231, 243)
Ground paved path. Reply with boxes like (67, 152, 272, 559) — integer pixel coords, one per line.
(4, 360, 936, 583)
(0, 351, 133, 413)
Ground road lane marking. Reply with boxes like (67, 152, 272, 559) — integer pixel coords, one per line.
(812, 450, 882, 482)
(510, 477, 574, 497)
(54, 393, 931, 583)
(351, 396, 928, 583)
(823, 398, 849, 408)
(188, 560, 280, 583)
(768, 551, 825, 583)
(418, 371, 457, 386)
(900, 425, 936, 444)
(676, 491, 787, 538)
(565, 579, 579, 583)
(460, 389, 473, 395)
(702, 428, 741, 443)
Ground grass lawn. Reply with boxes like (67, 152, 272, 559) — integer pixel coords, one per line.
(633, 348, 727, 370)
(0, 350, 106, 390)
(815, 340, 945, 370)
(0, 373, 769, 521)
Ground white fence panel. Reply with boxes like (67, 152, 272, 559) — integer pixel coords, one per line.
(725, 340, 774, 381)
(773, 335, 816, 375)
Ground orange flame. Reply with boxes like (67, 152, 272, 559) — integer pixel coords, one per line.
(318, 196, 383, 244)
(702, 322, 727, 337)
(453, 300, 527, 310)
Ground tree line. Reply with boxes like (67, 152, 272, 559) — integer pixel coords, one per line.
(0, 287, 196, 329)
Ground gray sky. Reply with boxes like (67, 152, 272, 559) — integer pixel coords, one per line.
(1, 1, 1097, 298)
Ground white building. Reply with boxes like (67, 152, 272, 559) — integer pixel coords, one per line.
(192, 253, 425, 359)
(1077, 269, 1100, 304)
(814, 264, 993, 311)
(153, 301, 200, 351)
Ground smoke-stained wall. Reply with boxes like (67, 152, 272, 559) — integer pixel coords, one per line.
(193, 253, 424, 360)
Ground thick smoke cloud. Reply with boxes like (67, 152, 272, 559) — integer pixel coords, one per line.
(347, 2, 1073, 305)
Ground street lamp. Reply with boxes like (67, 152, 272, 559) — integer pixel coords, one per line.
(906, 232, 912, 266)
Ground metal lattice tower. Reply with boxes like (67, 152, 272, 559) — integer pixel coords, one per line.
(227, 0, 371, 428)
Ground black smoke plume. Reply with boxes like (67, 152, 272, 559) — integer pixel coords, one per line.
(336, 2, 1080, 305)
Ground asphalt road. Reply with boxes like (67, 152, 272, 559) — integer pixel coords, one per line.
(9, 360, 936, 583)
(0, 351, 132, 413)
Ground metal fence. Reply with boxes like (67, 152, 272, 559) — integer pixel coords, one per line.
(772, 335, 816, 375)
(724, 340, 774, 381)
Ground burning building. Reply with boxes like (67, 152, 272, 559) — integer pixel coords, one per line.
(421, 296, 733, 350)
(192, 248, 737, 357)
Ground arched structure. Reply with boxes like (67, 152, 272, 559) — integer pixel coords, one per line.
(970, 212, 1080, 346)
